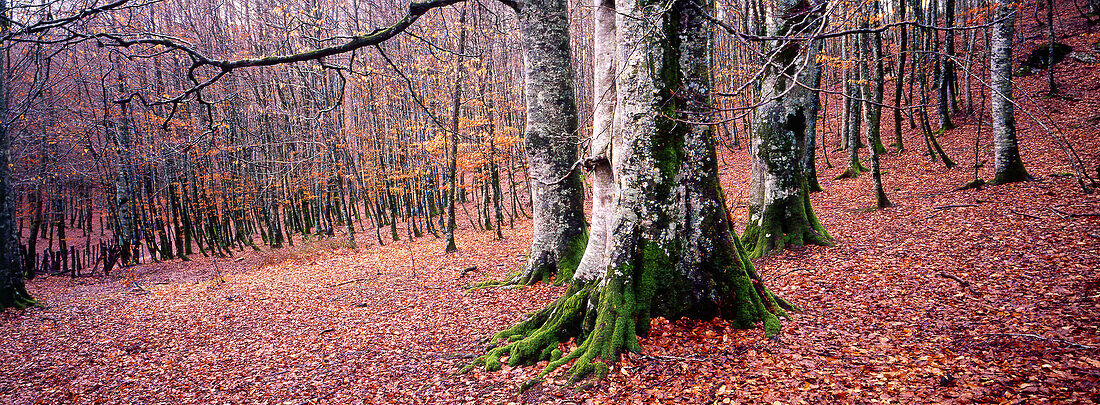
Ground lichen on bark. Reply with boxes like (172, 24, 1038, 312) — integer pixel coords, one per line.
(742, 0, 831, 258)
(470, 0, 793, 386)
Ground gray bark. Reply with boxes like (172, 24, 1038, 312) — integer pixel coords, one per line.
(990, 0, 1030, 184)
(513, 0, 587, 285)
(445, 7, 467, 253)
(743, 0, 831, 258)
(474, 0, 790, 382)
(574, 0, 617, 282)
(862, 0, 892, 208)
(0, 1, 33, 308)
(113, 71, 138, 265)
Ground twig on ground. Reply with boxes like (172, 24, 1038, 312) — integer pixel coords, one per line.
(379, 304, 415, 315)
(936, 272, 979, 296)
(639, 354, 709, 362)
(769, 268, 811, 282)
(326, 278, 367, 288)
(1049, 206, 1100, 218)
(1009, 208, 1042, 220)
(980, 333, 1095, 350)
(457, 266, 478, 279)
(934, 204, 979, 210)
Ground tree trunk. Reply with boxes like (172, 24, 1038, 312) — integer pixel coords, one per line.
(472, 0, 791, 384)
(990, 0, 1030, 184)
(863, 0, 893, 208)
(510, 0, 587, 285)
(742, 0, 831, 258)
(444, 8, 466, 253)
(0, 2, 35, 308)
(893, 0, 909, 152)
(574, 0, 617, 281)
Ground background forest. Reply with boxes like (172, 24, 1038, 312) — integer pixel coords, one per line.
(1, 0, 1099, 402)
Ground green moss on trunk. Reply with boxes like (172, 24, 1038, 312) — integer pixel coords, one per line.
(742, 190, 830, 259)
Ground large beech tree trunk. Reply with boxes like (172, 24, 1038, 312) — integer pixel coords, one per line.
(473, 0, 791, 384)
(989, 0, 1030, 185)
(742, 0, 830, 258)
(510, 0, 588, 285)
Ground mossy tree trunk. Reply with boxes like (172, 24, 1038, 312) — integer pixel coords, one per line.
(509, 0, 588, 285)
(862, 0, 893, 208)
(742, 0, 831, 258)
(473, 0, 792, 384)
(989, 0, 1030, 185)
(0, 3, 34, 309)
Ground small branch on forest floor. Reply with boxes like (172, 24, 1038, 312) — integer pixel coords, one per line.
(639, 354, 709, 362)
(979, 333, 1095, 350)
(934, 204, 979, 210)
(936, 273, 979, 296)
(379, 304, 415, 315)
(1009, 209, 1043, 220)
(456, 266, 478, 279)
(769, 268, 811, 282)
(1048, 206, 1100, 218)
(326, 278, 367, 288)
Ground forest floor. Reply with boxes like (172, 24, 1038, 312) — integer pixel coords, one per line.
(5, 9, 1100, 405)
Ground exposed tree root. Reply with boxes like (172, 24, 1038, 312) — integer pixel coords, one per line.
(742, 195, 831, 259)
(834, 166, 865, 180)
(0, 284, 37, 310)
(467, 243, 795, 389)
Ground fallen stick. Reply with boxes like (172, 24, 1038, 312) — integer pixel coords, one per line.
(457, 266, 478, 279)
(934, 204, 978, 210)
(769, 267, 810, 281)
(379, 304, 415, 315)
(1049, 206, 1100, 218)
(980, 333, 1095, 350)
(640, 354, 708, 362)
(1009, 209, 1042, 220)
(936, 272, 978, 296)
(326, 278, 367, 288)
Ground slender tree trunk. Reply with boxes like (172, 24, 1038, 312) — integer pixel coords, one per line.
(574, 0, 617, 281)
(990, 0, 1031, 184)
(893, 0, 909, 152)
(864, 0, 892, 208)
(445, 7, 467, 253)
(0, 3, 35, 307)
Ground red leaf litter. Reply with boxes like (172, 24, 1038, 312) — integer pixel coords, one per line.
(4, 9, 1100, 405)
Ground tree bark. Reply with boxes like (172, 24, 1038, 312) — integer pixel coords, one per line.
(472, 0, 791, 384)
(863, 0, 892, 208)
(743, 0, 831, 258)
(574, 0, 617, 282)
(990, 0, 1030, 184)
(444, 6, 466, 253)
(510, 0, 588, 285)
(0, 1, 35, 308)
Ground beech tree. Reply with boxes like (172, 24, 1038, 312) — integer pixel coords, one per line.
(742, 0, 831, 258)
(0, 0, 34, 309)
(989, 0, 1030, 185)
(470, 0, 792, 383)
(505, 0, 587, 285)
